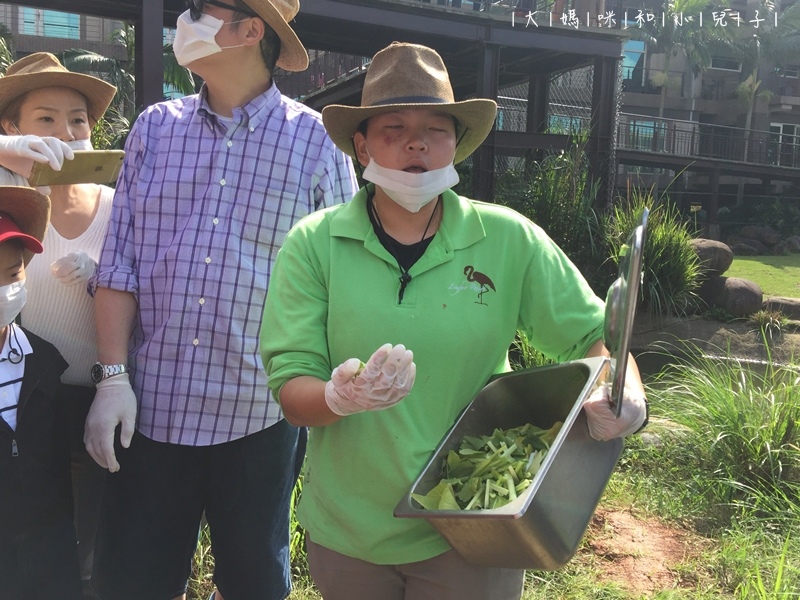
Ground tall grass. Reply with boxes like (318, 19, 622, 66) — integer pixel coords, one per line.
(605, 190, 702, 316)
(650, 344, 800, 523)
(494, 139, 609, 292)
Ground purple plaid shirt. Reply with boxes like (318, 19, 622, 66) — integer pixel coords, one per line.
(95, 84, 357, 446)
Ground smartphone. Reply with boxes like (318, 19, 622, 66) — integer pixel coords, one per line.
(27, 150, 125, 186)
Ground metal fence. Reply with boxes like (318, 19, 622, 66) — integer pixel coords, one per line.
(618, 114, 800, 168)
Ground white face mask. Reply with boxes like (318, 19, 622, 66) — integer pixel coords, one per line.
(173, 10, 246, 67)
(0, 280, 26, 328)
(66, 138, 93, 151)
(362, 155, 460, 213)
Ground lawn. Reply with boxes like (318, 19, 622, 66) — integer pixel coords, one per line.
(726, 255, 800, 298)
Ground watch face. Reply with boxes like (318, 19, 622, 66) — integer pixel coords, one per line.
(91, 363, 104, 383)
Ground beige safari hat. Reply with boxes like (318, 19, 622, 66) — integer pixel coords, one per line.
(322, 42, 497, 164)
(244, 0, 309, 71)
(0, 53, 117, 125)
(0, 186, 50, 266)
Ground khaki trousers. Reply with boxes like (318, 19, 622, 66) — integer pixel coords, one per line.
(307, 537, 525, 600)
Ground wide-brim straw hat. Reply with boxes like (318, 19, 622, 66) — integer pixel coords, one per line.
(0, 186, 50, 266)
(322, 42, 497, 164)
(245, 0, 308, 71)
(0, 53, 117, 125)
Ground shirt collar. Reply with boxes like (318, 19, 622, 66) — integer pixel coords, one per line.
(330, 185, 486, 250)
(195, 81, 280, 132)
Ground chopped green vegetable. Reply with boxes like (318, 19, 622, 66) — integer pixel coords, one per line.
(411, 422, 562, 511)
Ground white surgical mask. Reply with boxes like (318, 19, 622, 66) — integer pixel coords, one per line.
(0, 280, 27, 327)
(362, 155, 459, 213)
(173, 10, 246, 67)
(66, 138, 93, 151)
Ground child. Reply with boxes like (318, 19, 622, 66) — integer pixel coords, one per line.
(0, 186, 78, 600)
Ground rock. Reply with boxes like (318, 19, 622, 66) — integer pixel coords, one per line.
(690, 239, 733, 277)
(772, 240, 790, 256)
(727, 236, 769, 255)
(731, 243, 759, 256)
(739, 225, 782, 247)
(763, 296, 800, 320)
(698, 276, 763, 317)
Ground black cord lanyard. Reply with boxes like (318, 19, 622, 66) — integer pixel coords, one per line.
(367, 191, 441, 304)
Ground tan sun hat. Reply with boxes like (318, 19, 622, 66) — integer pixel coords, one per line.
(0, 53, 117, 125)
(244, 0, 309, 71)
(322, 42, 497, 164)
(0, 186, 50, 266)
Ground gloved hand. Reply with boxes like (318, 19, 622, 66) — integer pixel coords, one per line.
(583, 382, 648, 441)
(324, 343, 416, 416)
(84, 373, 137, 473)
(0, 135, 74, 178)
(50, 251, 97, 286)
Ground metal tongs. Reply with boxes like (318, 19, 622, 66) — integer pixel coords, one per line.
(603, 208, 649, 417)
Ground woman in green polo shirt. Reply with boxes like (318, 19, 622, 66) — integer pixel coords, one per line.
(260, 41, 648, 600)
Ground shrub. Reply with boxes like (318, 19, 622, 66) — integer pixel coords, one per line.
(493, 139, 609, 292)
(652, 346, 800, 523)
(605, 189, 702, 316)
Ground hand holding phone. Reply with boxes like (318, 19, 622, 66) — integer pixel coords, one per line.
(27, 150, 125, 186)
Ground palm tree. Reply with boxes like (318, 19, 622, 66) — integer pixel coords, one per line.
(722, 0, 800, 162)
(59, 23, 196, 124)
(630, 0, 723, 120)
(0, 23, 16, 73)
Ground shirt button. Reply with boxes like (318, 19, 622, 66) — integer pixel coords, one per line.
(212, 218, 219, 225)
(205, 257, 212, 264)
(220, 179, 226, 186)
(192, 339, 199, 346)
(227, 141, 233, 148)
(199, 298, 205, 305)
(249, 127, 255, 132)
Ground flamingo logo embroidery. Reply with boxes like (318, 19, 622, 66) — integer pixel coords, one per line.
(463, 265, 496, 306)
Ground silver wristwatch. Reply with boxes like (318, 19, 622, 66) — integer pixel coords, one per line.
(91, 362, 128, 384)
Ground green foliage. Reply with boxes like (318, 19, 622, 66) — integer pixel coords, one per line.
(651, 347, 800, 520)
(606, 190, 702, 316)
(750, 310, 787, 344)
(0, 23, 15, 73)
(493, 139, 609, 292)
(718, 197, 800, 238)
(510, 331, 556, 371)
(90, 105, 130, 151)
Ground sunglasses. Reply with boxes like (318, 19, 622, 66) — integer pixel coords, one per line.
(187, 0, 258, 21)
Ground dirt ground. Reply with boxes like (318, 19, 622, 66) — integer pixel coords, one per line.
(585, 508, 710, 595)
(585, 314, 800, 595)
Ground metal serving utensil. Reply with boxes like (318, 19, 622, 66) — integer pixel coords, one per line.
(603, 208, 649, 417)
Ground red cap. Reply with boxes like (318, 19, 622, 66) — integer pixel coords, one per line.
(0, 212, 44, 254)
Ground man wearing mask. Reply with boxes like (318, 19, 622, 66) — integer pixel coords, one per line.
(84, 1, 357, 599)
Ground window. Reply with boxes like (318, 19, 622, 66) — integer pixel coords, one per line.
(768, 123, 799, 168)
(163, 28, 176, 45)
(19, 9, 80, 39)
(710, 57, 741, 72)
(621, 40, 646, 90)
(777, 65, 800, 79)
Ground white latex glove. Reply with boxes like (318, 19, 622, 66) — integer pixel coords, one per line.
(324, 343, 416, 416)
(50, 251, 97, 286)
(583, 382, 648, 441)
(0, 135, 74, 178)
(84, 373, 137, 473)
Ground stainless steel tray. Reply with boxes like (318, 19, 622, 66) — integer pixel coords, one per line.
(394, 210, 650, 570)
(394, 357, 617, 570)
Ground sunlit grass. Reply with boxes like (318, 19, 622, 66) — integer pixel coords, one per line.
(727, 256, 800, 299)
